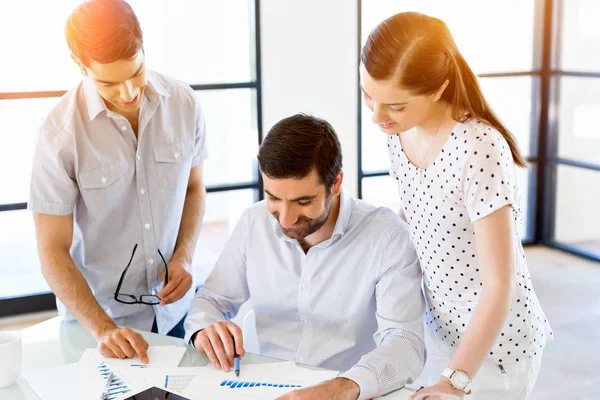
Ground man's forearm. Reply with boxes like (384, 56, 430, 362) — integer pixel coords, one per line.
(172, 185, 206, 266)
(40, 249, 116, 340)
(327, 378, 360, 400)
(340, 331, 426, 399)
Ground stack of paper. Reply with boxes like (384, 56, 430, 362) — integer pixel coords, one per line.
(23, 346, 187, 400)
(25, 347, 344, 400)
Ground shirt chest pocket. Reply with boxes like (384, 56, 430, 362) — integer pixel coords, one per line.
(153, 140, 194, 190)
(78, 163, 128, 208)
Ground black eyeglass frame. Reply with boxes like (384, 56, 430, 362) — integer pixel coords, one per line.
(113, 244, 169, 305)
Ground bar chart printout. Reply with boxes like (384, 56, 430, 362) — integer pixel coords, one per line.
(220, 379, 302, 389)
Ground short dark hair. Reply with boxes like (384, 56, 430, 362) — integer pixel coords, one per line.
(65, 0, 143, 66)
(257, 114, 343, 191)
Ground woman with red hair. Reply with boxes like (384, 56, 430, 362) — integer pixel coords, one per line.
(360, 12, 552, 400)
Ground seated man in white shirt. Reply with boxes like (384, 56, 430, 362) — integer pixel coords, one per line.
(184, 114, 426, 400)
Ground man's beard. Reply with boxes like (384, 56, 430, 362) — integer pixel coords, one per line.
(275, 195, 334, 240)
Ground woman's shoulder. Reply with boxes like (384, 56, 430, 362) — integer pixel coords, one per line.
(459, 118, 510, 149)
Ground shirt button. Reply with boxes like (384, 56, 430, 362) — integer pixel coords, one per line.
(137, 155, 141, 161)
(121, 126, 127, 132)
(140, 188, 146, 195)
(145, 223, 150, 229)
(174, 152, 180, 159)
(298, 356, 304, 362)
(149, 258, 155, 265)
(101, 177, 107, 184)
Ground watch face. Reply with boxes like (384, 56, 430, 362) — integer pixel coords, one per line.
(451, 371, 469, 389)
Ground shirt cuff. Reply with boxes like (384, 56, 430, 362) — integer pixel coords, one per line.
(184, 323, 208, 345)
(339, 365, 379, 400)
(188, 330, 201, 348)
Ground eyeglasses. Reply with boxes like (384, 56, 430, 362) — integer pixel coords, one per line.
(114, 244, 169, 305)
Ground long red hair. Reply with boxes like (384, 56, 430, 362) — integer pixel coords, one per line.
(361, 12, 528, 167)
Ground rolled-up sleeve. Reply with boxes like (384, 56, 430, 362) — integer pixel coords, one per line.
(184, 210, 251, 344)
(28, 120, 78, 216)
(339, 224, 426, 400)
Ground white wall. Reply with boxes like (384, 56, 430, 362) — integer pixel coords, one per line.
(259, 0, 360, 197)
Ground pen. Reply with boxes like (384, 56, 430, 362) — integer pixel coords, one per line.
(234, 352, 241, 377)
(100, 372, 114, 400)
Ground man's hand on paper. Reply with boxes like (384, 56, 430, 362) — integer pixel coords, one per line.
(276, 377, 360, 400)
(193, 321, 246, 372)
(157, 258, 193, 305)
(96, 326, 150, 364)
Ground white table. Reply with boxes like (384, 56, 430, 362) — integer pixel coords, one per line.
(0, 317, 414, 399)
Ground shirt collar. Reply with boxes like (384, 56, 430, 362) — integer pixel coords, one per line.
(271, 187, 352, 245)
(82, 69, 170, 121)
(145, 69, 170, 100)
(331, 188, 352, 239)
(82, 77, 106, 121)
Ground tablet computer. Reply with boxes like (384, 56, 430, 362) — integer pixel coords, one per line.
(122, 386, 191, 399)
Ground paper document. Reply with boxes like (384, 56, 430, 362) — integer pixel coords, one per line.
(24, 360, 131, 400)
(181, 361, 338, 399)
(123, 366, 206, 394)
(80, 345, 186, 369)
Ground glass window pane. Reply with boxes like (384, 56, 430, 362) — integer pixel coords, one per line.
(361, 103, 393, 174)
(361, 175, 401, 213)
(0, 1, 82, 92)
(361, 0, 536, 74)
(0, 97, 61, 204)
(0, 210, 49, 299)
(554, 165, 600, 256)
(558, 0, 600, 72)
(196, 89, 259, 187)
(479, 76, 535, 158)
(193, 189, 256, 268)
(130, 0, 254, 84)
(557, 77, 600, 165)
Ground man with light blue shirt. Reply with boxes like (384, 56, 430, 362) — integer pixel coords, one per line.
(185, 114, 425, 400)
(29, 0, 206, 362)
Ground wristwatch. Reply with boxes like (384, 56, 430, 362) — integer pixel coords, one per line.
(442, 368, 472, 394)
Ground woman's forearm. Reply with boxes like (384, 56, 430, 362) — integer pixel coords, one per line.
(448, 281, 514, 379)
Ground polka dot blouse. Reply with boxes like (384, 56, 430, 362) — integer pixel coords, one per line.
(387, 118, 553, 365)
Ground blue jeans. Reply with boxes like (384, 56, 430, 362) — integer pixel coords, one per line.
(151, 314, 186, 339)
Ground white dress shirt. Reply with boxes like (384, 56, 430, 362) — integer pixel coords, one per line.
(184, 190, 426, 399)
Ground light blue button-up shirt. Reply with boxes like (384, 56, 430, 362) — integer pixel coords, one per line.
(29, 70, 207, 334)
(184, 190, 426, 399)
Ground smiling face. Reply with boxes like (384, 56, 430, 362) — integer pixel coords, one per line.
(263, 168, 342, 241)
(79, 50, 147, 116)
(360, 64, 448, 135)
